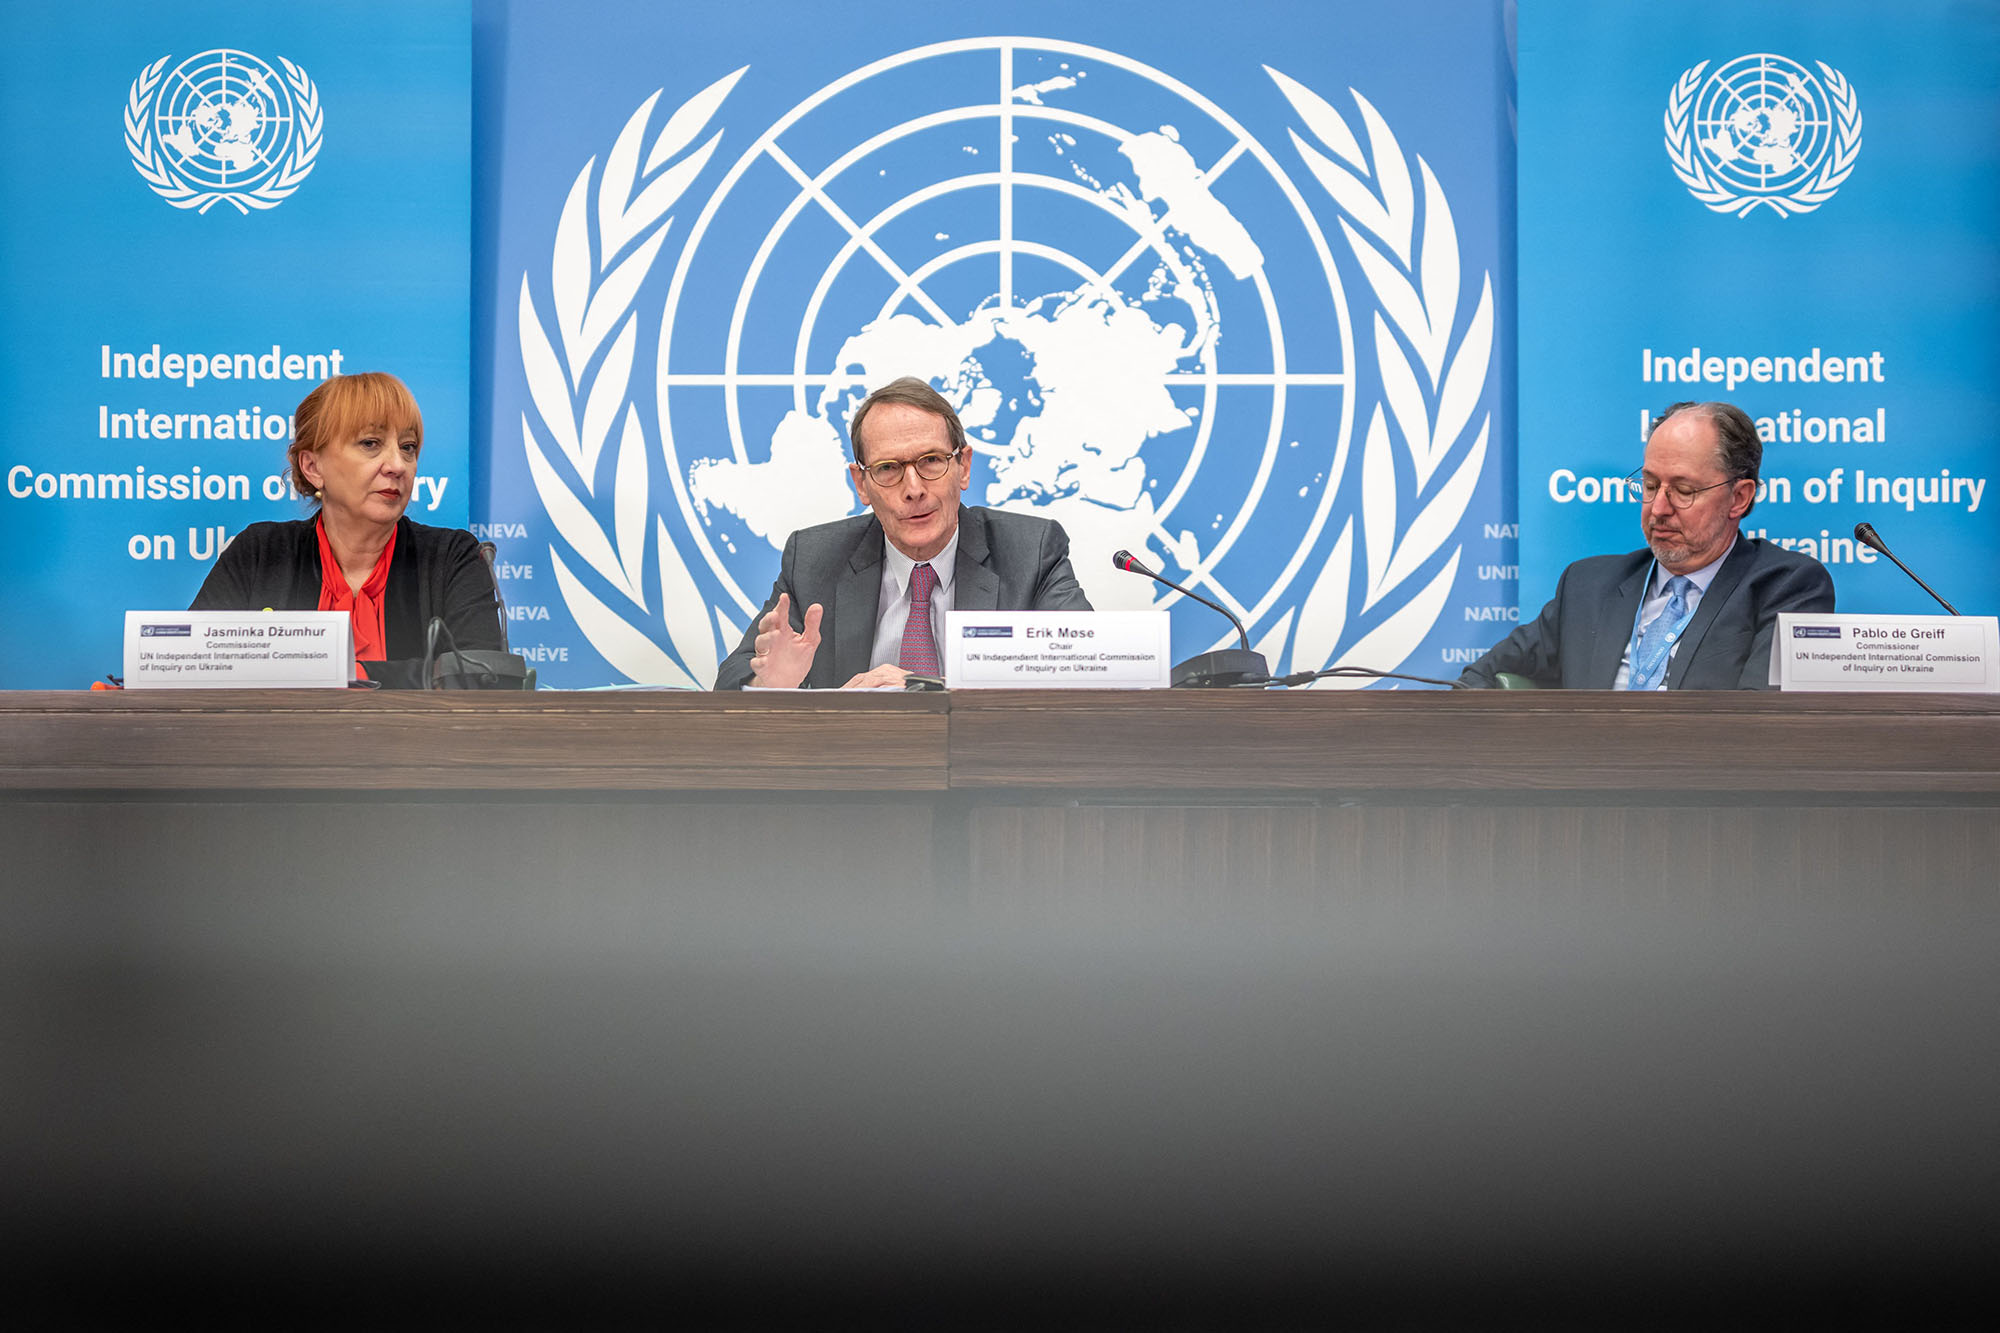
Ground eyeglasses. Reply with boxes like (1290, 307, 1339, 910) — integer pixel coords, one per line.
(854, 446, 964, 487)
(1624, 467, 1744, 510)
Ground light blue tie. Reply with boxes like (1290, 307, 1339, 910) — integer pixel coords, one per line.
(1626, 575, 1693, 691)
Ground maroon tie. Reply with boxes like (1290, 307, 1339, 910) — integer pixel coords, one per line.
(897, 563, 940, 674)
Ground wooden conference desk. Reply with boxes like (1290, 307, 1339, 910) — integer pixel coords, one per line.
(3, 688, 1997, 903)
(10, 688, 1999, 1321)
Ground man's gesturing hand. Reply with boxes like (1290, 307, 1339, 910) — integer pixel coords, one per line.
(749, 592, 824, 688)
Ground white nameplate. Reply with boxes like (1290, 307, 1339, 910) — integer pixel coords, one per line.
(124, 610, 352, 689)
(944, 610, 1170, 689)
(1770, 612, 2000, 692)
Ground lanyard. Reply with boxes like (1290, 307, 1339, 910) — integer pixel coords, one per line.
(1624, 564, 1698, 691)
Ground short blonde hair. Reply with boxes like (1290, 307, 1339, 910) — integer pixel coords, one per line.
(288, 372, 425, 497)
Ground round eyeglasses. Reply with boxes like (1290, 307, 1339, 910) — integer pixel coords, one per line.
(1624, 467, 1744, 510)
(854, 446, 964, 487)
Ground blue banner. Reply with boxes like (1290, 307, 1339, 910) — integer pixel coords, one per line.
(0, 1, 470, 688)
(475, 0, 1514, 688)
(1517, 0, 2000, 620)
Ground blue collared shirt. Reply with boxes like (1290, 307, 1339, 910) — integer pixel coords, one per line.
(1611, 535, 1737, 690)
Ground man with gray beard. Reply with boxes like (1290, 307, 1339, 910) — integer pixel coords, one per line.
(1460, 400, 1834, 689)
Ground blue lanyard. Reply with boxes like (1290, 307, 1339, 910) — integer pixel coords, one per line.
(1625, 564, 1698, 691)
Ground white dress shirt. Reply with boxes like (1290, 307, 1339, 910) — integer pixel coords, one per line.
(1612, 535, 1736, 689)
(867, 529, 960, 673)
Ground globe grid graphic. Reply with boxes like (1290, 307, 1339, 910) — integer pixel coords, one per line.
(1691, 54, 1835, 193)
(653, 37, 1357, 636)
(151, 49, 296, 190)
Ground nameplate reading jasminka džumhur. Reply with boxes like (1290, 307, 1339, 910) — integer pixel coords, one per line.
(123, 610, 352, 688)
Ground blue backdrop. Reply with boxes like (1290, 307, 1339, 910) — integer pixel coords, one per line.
(473, 0, 1514, 688)
(1517, 0, 2000, 620)
(0, 1, 470, 687)
(21, 2, 1994, 691)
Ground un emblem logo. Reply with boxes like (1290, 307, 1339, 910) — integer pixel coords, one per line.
(124, 50, 323, 214)
(1664, 54, 1862, 218)
(518, 39, 1493, 688)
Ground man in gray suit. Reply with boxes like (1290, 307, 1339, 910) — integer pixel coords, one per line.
(714, 377, 1091, 689)
(1460, 400, 1834, 690)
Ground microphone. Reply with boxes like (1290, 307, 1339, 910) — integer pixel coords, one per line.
(479, 540, 512, 652)
(1853, 522, 1959, 615)
(1112, 549, 1270, 688)
(425, 615, 536, 690)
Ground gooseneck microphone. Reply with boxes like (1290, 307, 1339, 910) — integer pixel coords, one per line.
(479, 540, 512, 652)
(1853, 522, 1959, 615)
(1112, 549, 1270, 687)
(424, 615, 537, 690)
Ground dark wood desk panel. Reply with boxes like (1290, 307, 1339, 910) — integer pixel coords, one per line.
(0, 689, 949, 791)
(0, 692, 953, 922)
(945, 689, 2000, 794)
(12, 689, 1997, 1322)
(4, 689, 1997, 902)
(8, 688, 1998, 796)
(943, 691, 2000, 903)
(954, 798, 1999, 905)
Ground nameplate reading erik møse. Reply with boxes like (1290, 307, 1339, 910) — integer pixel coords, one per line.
(944, 611, 1171, 689)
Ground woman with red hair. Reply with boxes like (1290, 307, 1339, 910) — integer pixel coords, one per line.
(191, 372, 503, 686)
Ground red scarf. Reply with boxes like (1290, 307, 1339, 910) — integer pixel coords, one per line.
(315, 518, 397, 671)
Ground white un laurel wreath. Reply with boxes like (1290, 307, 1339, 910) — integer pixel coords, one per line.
(1664, 56, 1862, 219)
(125, 52, 324, 215)
(519, 61, 1491, 688)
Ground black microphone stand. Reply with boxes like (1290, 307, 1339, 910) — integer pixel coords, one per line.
(1853, 522, 1959, 615)
(1111, 550, 1270, 687)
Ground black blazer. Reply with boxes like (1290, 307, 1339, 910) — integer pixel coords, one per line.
(191, 517, 506, 686)
(715, 506, 1091, 689)
(1458, 537, 1835, 690)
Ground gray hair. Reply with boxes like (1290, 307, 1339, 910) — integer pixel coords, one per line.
(1650, 400, 1762, 515)
(846, 377, 967, 464)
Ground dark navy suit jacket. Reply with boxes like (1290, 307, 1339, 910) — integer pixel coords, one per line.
(1458, 536, 1835, 689)
(714, 506, 1091, 689)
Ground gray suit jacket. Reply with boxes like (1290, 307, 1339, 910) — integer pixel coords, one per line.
(714, 506, 1092, 689)
(1458, 536, 1835, 690)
